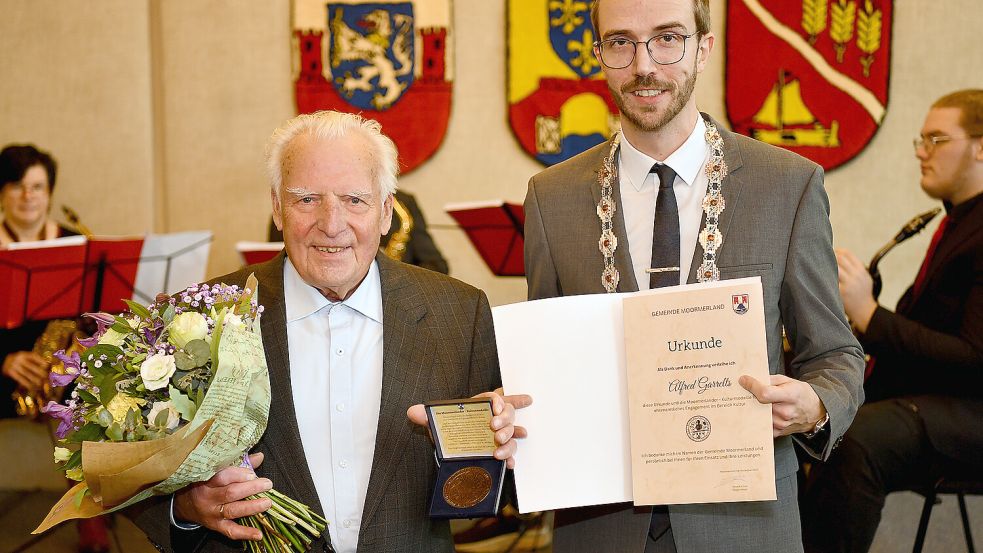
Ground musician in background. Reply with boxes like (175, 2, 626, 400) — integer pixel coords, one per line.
(269, 189, 450, 274)
(1, 143, 109, 552)
(0, 144, 80, 419)
(802, 89, 983, 553)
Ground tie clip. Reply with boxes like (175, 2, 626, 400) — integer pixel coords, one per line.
(646, 267, 680, 274)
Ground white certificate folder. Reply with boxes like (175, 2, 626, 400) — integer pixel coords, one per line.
(493, 277, 773, 513)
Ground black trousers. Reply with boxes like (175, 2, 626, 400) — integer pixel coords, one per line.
(800, 398, 934, 553)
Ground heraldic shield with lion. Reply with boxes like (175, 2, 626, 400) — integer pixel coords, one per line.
(293, 0, 452, 173)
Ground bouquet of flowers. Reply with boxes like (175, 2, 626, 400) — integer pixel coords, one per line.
(32, 275, 327, 553)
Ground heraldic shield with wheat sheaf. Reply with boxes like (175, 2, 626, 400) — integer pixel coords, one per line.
(508, 0, 620, 166)
(292, 0, 452, 173)
(726, 0, 892, 170)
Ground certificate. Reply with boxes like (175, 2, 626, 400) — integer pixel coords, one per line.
(623, 277, 775, 504)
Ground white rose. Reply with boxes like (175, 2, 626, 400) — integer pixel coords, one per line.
(53, 447, 72, 463)
(140, 353, 177, 391)
(98, 327, 127, 347)
(168, 312, 208, 349)
(147, 400, 181, 430)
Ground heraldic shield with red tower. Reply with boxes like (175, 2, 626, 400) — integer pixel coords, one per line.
(293, 0, 452, 173)
(726, 0, 892, 170)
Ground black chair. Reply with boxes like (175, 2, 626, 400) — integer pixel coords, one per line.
(912, 461, 983, 553)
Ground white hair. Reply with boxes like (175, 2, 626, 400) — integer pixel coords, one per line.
(266, 110, 399, 198)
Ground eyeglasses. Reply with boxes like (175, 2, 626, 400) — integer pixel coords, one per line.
(913, 134, 981, 154)
(1, 181, 49, 196)
(593, 32, 696, 69)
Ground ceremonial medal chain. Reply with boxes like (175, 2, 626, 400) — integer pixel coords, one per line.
(596, 119, 728, 293)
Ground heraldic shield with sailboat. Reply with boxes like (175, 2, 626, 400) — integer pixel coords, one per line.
(726, 0, 892, 170)
(293, 0, 452, 173)
(508, 0, 620, 166)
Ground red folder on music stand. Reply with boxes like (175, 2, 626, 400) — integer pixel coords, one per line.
(0, 237, 88, 329)
(236, 241, 284, 266)
(1, 232, 211, 329)
(445, 201, 525, 277)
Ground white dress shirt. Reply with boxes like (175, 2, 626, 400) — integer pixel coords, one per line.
(284, 258, 384, 553)
(618, 114, 711, 289)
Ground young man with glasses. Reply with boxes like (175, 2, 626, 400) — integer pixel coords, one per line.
(802, 89, 983, 553)
(521, 0, 864, 551)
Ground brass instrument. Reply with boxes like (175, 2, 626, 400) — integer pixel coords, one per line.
(383, 195, 414, 261)
(867, 207, 941, 300)
(61, 205, 93, 237)
(13, 320, 82, 419)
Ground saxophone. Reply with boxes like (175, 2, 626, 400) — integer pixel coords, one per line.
(12, 206, 93, 418)
(383, 195, 414, 261)
(14, 320, 83, 419)
(867, 207, 941, 300)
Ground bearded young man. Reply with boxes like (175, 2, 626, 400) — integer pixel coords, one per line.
(521, 0, 864, 551)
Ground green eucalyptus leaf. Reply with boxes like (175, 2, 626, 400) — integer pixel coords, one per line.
(124, 407, 138, 429)
(154, 409, 169, 428)
(174, 351, 195, 371)
(97, 409, 114, 428)
(106, 422, 124, 442)
(184, 340, 210, 368)
(168, 385, 197, 422)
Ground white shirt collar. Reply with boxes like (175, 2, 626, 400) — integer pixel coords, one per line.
(284, 258, 383, 324)
(619, 114, 709, 191)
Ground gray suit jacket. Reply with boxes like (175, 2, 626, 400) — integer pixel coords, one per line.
(131, 252, 501, 552)
(523, 115, 864, 553)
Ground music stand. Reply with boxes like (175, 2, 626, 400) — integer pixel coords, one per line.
(445, 201, 525, 277)
(1, 231, 213, 329)
(236, 241, 283, 266)
(0, 236, 88, 329)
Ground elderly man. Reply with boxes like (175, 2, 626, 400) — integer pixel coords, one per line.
(802, 89, 983, 553)
(521, 0, 864, 551)
(130, 111, 527, 553)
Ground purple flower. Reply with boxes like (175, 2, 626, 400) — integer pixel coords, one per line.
(42, 401, 75, 439)
(80, 312, 117, 346)
(50, 350, 82, 387)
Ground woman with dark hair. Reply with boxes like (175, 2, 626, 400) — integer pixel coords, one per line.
(0, 143, 81, 417)
(0, 144, 107, 552)
(0, 143, 76, 244)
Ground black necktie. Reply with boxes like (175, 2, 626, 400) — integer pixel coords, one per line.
(649, 164, 679, 289)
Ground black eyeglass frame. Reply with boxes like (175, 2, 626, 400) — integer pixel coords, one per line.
(592, 32, 698, 69)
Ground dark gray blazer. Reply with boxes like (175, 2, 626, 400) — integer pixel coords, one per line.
(131, 252, 501, 552)
(523, 115, 865, 553)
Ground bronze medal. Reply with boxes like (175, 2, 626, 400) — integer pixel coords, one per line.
(442, 466, 492, 509)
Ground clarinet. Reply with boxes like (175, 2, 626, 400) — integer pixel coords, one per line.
(868, 207, 942, 300)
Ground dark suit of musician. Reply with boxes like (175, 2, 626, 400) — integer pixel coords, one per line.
(131, 252, 500, 552)
(803, 91, 983, 553)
